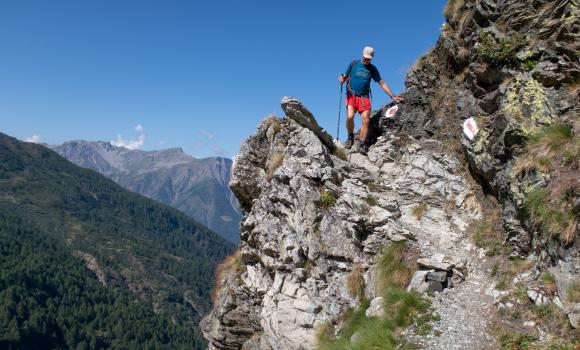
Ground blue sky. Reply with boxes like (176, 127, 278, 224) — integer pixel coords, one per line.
(0, 0, 447, 158)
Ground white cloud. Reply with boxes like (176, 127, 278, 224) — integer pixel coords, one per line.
(212, 146, 228, 156)
(199, 130, 215, 140)
(111, 124, 145, 150)
(24, 134, 41, 143)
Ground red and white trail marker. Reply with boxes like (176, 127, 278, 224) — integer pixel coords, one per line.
(384, 105, 399, 118)
(463, 118, 479, 140)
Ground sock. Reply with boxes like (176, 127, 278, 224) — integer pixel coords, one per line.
(348, 133, 354, 140)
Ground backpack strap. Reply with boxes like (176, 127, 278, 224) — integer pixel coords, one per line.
(346, 59, 356, 95)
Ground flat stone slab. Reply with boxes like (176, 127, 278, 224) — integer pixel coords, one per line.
(417, 258, 453, 271)
(407, 270, 433, 292)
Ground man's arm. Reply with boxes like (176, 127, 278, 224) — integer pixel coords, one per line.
(338, 61, 354, 83)
(379, 80, 403, 102)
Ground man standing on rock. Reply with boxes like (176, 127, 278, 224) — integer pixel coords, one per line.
(338, 46, 403, 154)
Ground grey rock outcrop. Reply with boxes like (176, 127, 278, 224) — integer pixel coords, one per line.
(202, 99, 489, 349)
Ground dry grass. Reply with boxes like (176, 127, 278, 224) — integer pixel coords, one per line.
(375, 241, 414, 294)
(212, 250, 243, 303)
(539, 272, 557, 295)
(261, 115, 281, 133)
(266, 152, 284, 179)
(444, 0, 465, 24)
(515, 155, 552, 175)
(564, 78, 580, 98)
(520, 122, 579, 243)
(346, 264, 366, 301)
(567, 279, 580, 303)
(443, 138, 463, 156)
(412, 203, 429, 221)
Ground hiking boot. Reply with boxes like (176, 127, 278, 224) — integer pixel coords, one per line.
(359, 141, 369, 155)
(344, 137, 354, 150)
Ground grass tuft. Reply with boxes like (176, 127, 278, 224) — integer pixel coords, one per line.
(364, 195, 379, 207)
(212, 250, 243, 303)
(376, 241, 412, 294)
(499, 332, 538, 350)
(267, 152, 284, 179)
(320, 190, 336, 209)
(346, 264, 366, 301)
(566, 279, 580, 303)
(261, 115, 281, 134)
(524, 187, 577, 243)
(472, 220, 504, 256)
(411, 203, 429, 221)
(539, 272, 557, 295)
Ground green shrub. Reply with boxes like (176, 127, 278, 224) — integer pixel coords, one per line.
(364, 195, 379, 207)
(500, 332, 537, 349)
(476, 31, 527, 63)
(534, 303, 559, 321)
(473, 220, 504, 256)
(513, 282, 528, 303)
(320, 191, 336, 209)
(522, 59, 538, 71)
(524, 187, 576, 243)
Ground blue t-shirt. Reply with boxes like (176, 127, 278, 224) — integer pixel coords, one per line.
(344, 60, 382, 96)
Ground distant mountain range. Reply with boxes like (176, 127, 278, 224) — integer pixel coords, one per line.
(51, 141, 242, 243)
(0, 131, 235, 349)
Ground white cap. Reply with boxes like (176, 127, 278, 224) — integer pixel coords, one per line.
(363, 46, 375, 59)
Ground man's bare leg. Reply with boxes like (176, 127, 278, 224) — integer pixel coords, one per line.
(346, 105, 356, 136)
(359, 110, 371, 143)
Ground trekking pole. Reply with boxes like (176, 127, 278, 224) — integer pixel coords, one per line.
(336, 82, 344, 141)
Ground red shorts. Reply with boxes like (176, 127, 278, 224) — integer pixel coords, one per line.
(346, 94, 371, 113)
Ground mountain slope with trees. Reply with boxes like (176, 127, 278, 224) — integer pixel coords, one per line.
(0, 131, 235, 349)
(51, 141, 242, 243)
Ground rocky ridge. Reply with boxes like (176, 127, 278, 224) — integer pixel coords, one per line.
(201, 98, 497, 349)
(203, 0, 579, 348)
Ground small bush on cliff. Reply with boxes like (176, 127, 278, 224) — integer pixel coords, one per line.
(320, 190, 336, 209)
(476, 31, 527, 64)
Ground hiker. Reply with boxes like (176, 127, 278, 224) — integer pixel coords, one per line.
(338, 46, 403, 154)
